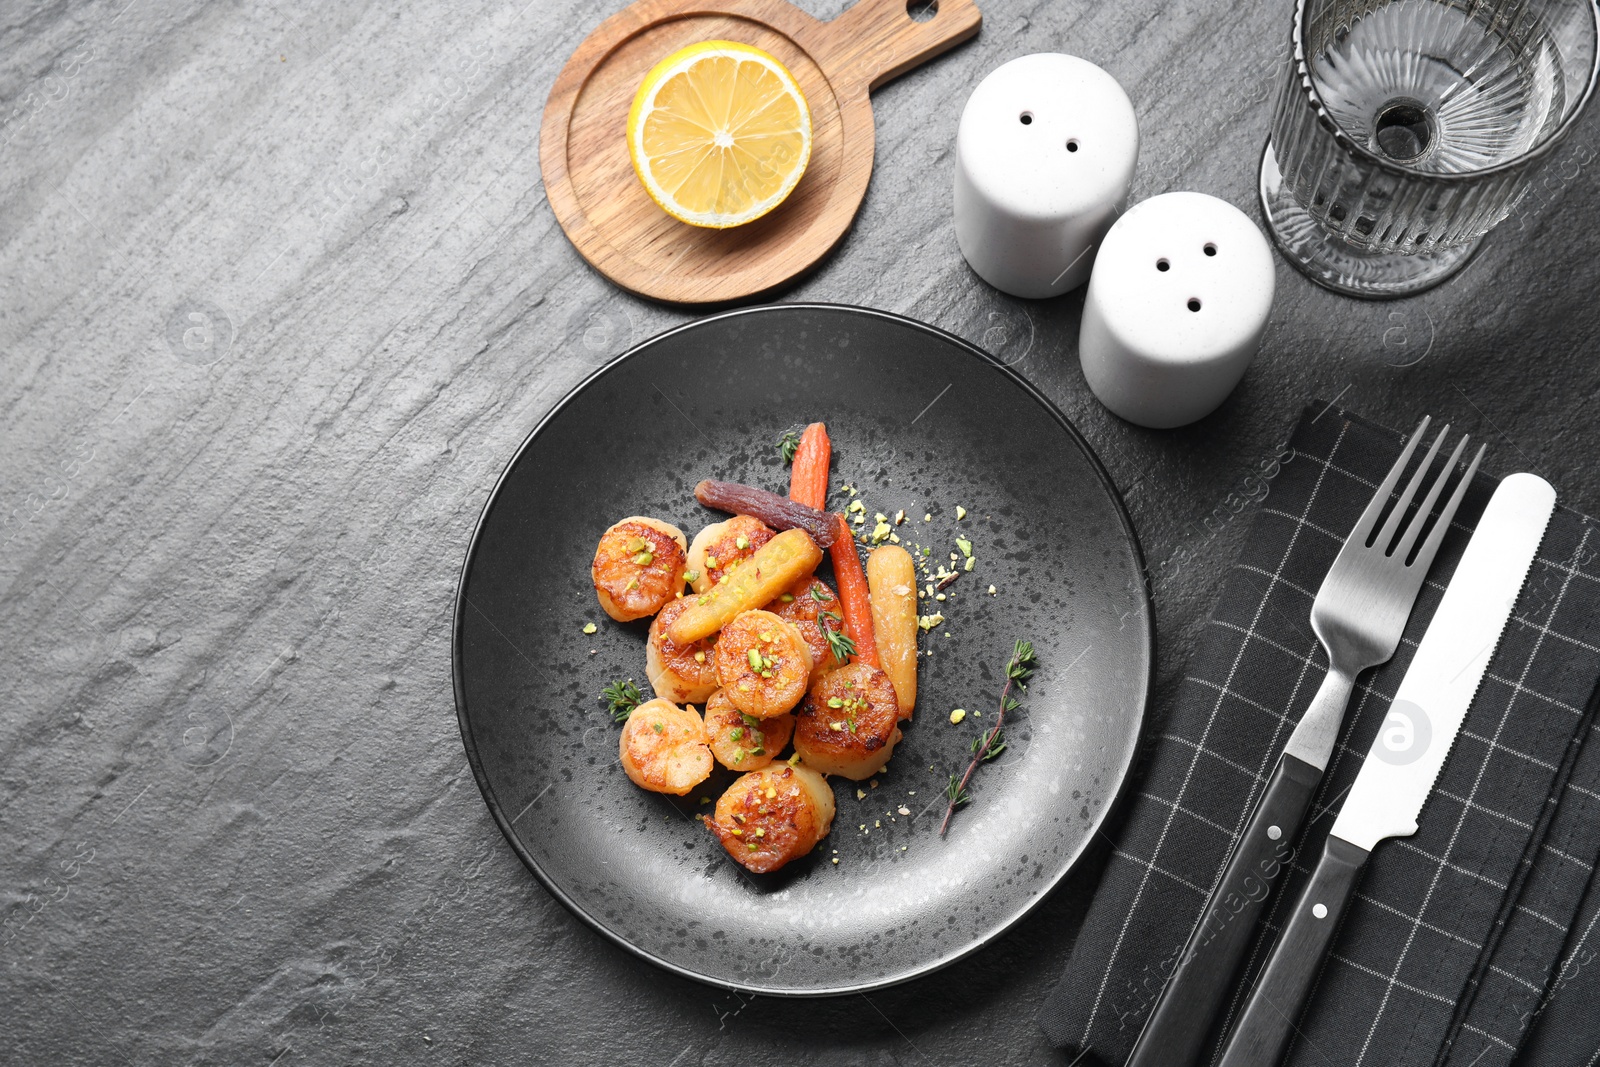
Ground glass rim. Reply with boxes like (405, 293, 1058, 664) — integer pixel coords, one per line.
(1290, 0, 1600, 183)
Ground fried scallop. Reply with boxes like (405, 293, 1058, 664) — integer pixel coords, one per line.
(592, 517, 688, 622)
(792, 661, 902, 780)
(705, 763, 835, 873)
(645, 596, 719, 703)
(764, 576, 847, 682)
(619, 698, 712, 795)
(713, 609, 812, 719)
(703, 688, 794, 772)
(686, 515, 774, 593)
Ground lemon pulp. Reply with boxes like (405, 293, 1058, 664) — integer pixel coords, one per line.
(628, 41, 812, 229)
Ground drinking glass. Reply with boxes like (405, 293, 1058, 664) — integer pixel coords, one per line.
(1259, 0, 1600, 298)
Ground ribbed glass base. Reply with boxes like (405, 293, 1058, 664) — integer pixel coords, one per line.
(1258, 140, 1483, 299)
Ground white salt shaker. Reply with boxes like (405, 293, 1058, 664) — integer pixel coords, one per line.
(1079, 192, 1276, 429)
(954, 54, 1139, 299)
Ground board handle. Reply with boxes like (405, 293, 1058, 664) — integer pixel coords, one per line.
(814, 0, 982, 93)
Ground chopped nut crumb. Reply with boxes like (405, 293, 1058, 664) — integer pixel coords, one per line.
(856, 788, 867, 800)
(582, 622, 597, 635)
(988, 584, 997, 595)
(950, 708, 966, 724)
(898, 805, 911, 816)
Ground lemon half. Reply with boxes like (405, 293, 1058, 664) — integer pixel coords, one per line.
(627, 41, 812, 229)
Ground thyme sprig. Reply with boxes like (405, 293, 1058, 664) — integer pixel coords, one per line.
(600, 678, 643, 722)
(778, 430, 802, 464)
(818, 609, 858, 663)
(939, 640, 1036, 836)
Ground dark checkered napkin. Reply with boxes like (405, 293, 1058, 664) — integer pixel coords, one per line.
(1036, 404, 1600, 1067)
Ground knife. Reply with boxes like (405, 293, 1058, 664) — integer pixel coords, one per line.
(1214, 472, 1557, 1067)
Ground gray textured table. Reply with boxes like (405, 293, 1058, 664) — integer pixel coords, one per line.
(4, 1, 1598, 1064)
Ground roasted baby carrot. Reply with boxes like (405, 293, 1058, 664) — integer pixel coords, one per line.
(788, 422, 830, 510)
(829, 514, 880, 669)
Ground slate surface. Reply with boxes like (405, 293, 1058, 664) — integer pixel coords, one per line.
(2, 1, 1598, 1064)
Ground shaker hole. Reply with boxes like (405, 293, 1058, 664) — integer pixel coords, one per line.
(1187, 298, 1202, 312)
(1156, 258, 1170, 272)
(1066, 139, 1079, 152)
(906, 0, 938, 21)
(1203, 242, 1217, 256)
(1019, 111, 1033, 125)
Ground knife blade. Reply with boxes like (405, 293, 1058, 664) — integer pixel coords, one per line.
(1215, 472, 1557, 1067)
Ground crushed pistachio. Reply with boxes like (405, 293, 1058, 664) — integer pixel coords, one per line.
(918, 612, 945, 631)
(894, 510, 906, 525)
(699, 797, 711, 805)
(965, 556, 976, 572)
(633, 550, 655, 566)
(780, 593, 794, 603)
(869, 779, 879, 788)
(753, 827, 765, 838)
(765, 786, 776, 799)
(788, 753, 802, 767)
(832, 857, 839, 864)
(988, 584, 997, 595)
(950, 708, 967, 724)
(935, 593, 946, 602)
(888, 533, 900, 544)
(956, 506, 967, 520)
(735, 535, 750, 551)
(956, 537, 973, 558)
(830, 721, 844, 731)
(924, 513, 932, 522)
(582, 622, 597, 635)
(747, 842, 759, 851)
(898, 806, 911, 816)
(747, 648, 763, 670)
(694, 650, 706, 663)
(874, 513, 887, 523)
(870, 521, 892, 543)
(827, 697, 844, 708)
(683, 569, 700, 583)
(729, 727, 745, 741)
(856, 788, 867, 800)
(848, 499, 866, 513)
(652, 722, 664, 733)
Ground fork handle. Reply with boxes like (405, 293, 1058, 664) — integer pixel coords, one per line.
(1125, 753, 1321, 1067)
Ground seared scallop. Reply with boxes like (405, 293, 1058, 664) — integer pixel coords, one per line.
(764, 576, 847, 682)
(713, 610, 812, 719)
(646, 596, 719, 703)
(792, 661, 902, 780)
(705, 763, 835, 874)
(686, 515, 774, 594)
(619, 698, 712, 795)
(592, 517, 688, 622)
(704, 688, 794, 772)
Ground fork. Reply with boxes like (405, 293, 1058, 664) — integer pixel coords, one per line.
(1124, 416, 1483, 1067)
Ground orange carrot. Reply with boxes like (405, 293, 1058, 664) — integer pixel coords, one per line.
(788, 422, 831, 510)
(830, 514, 880, 668)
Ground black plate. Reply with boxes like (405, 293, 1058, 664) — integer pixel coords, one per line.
(453, 304, 1153, 995)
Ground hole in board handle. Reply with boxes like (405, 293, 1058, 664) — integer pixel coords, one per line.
(1156, 259, 1170, 272)
(1019, 111, 1033, 125)
(906, 0, 938, 22)
(1066, 139, 1079, 152)
(1187, 298, 1202, 312)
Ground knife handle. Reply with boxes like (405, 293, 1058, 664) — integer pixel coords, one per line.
(1215, 835, 1372, 1067)
(1126, 754, 1321, 1067)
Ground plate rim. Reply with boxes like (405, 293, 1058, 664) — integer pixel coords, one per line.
(451, 301, 1155, 996)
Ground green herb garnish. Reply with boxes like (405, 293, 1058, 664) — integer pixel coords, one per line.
(940, 640, 1036, 836)
(600, 678, 643, 722)
(778, 430, 802, 464)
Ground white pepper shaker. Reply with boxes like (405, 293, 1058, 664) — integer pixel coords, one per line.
(954, 53, 1139, 299)
(1079, 191, 1276, 429)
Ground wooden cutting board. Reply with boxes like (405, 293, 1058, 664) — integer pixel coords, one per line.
(540, 0, 982, 306)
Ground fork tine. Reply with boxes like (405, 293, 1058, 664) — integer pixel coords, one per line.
(1409, 442, 1487, 570)
(1351, 416, 1431, 546)
(1374, 422, 1449, 553)
(1392, 433, 1468, 562)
